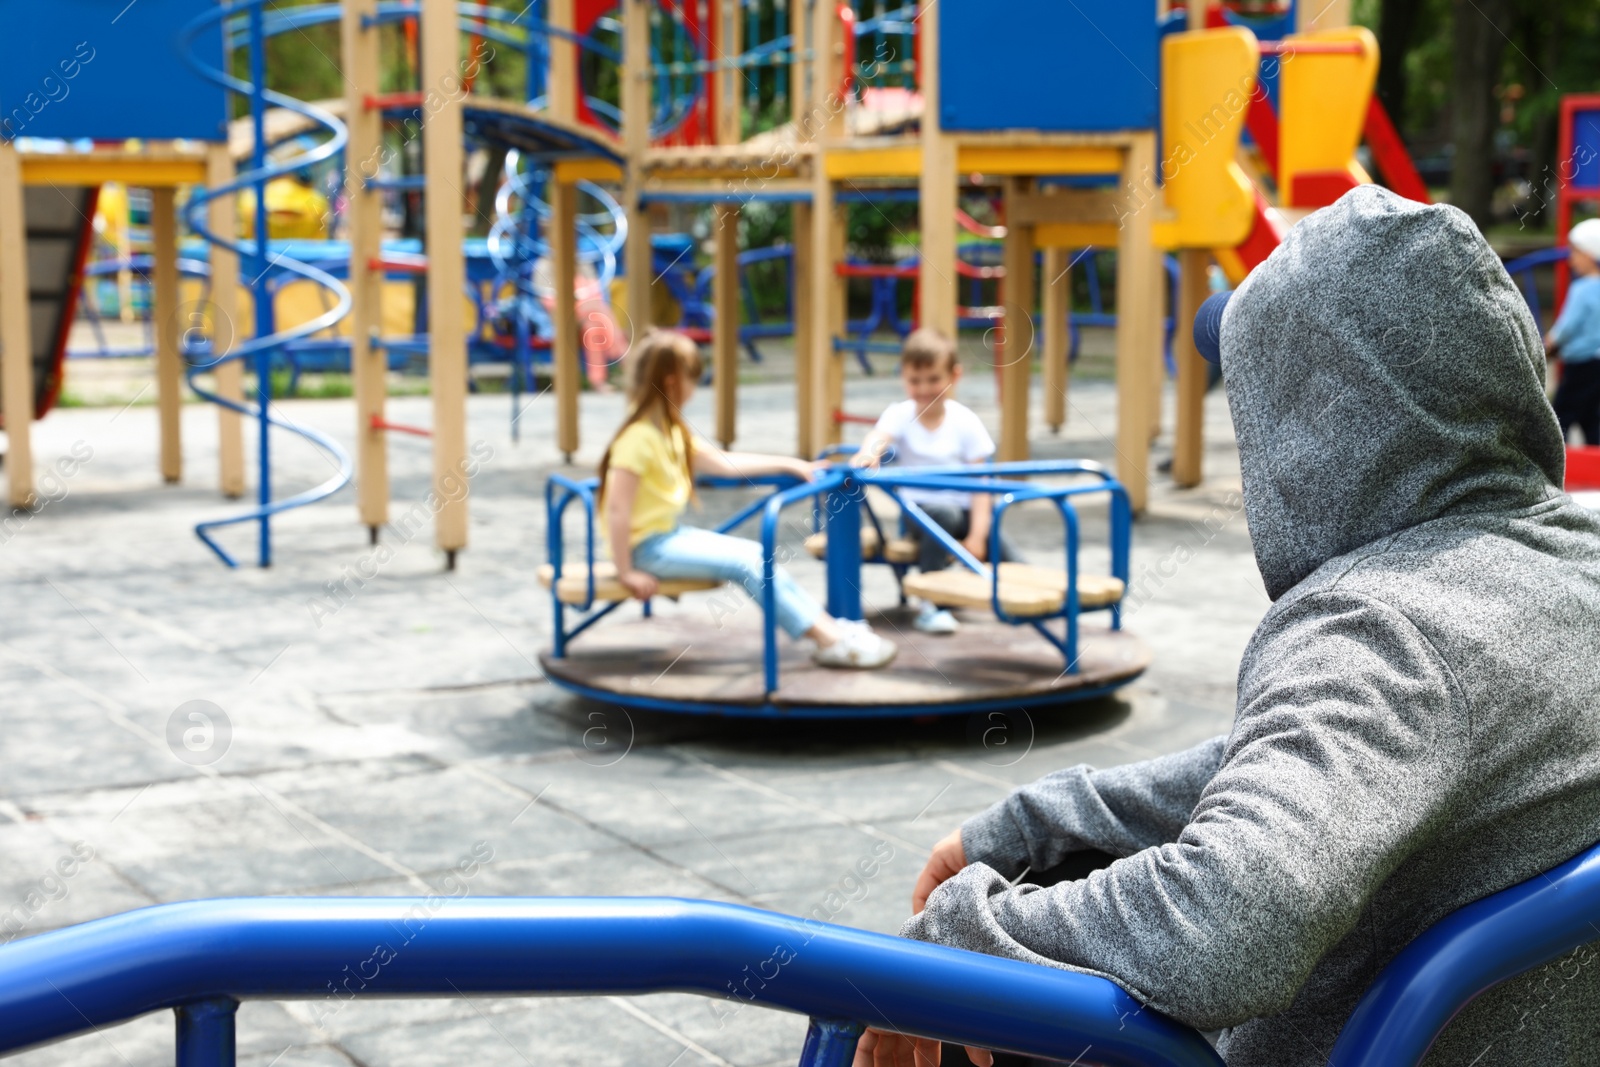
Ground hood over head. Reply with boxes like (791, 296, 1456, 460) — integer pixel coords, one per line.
(1221, 185, 1564, 600)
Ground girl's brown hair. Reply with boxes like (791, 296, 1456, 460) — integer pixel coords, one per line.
(598, 329, 704, 493)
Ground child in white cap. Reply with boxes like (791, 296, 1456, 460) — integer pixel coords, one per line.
(1545, 218, 1600, 443)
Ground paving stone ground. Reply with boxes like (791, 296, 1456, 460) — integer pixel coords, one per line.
(1, 342, 1265, 1067)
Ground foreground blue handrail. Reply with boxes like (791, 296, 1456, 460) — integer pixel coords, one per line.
(0, 897, 1220, 1067)
(1329, 839, 1600, 1066)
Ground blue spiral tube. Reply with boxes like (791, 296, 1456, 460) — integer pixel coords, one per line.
(178, 0, 354, 567)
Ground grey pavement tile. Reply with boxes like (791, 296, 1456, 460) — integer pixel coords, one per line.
(335, 996, 691, 1067)
(0, 822, 153, 941)
(652, 824, 896, 899)
(751, 864, 923, 939)
(475, 845, 742, 901)
(629, 992, 810, 1067)
(0, 1010, 169, 1067)
(485, 754, 826, 851)
(269, 759, 617, 874)
(0, 709, 187, 801)
(728, 760, 1006, 827)
(27, 776, 400, 900)
(239, 1044, 358, 1067)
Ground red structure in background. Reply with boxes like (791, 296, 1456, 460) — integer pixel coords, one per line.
(573, 0, 714, 147)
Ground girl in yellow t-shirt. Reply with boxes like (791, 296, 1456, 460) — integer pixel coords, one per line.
(598, 330, 896, 669)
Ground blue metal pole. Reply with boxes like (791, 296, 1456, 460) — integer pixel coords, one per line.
(248, 0, 274, 567)
(175, 997, 237, 1067)
(796, 1017, 864, 1067)
(525, 0, 545, 104)
(825, 475, 863, 620)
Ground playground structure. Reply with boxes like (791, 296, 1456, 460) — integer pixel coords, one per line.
(3, 835, 1600, 1065)
(0, 0, 1426, 569)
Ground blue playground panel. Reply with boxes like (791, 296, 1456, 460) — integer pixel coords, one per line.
(4, 837, 1600, 1065)
(1574, 104, 1600, 191)
(938, 0, 1158, 133)
(0, 0, 227, 142)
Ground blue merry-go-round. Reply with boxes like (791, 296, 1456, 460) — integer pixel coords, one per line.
(537, 455, 1150, 718)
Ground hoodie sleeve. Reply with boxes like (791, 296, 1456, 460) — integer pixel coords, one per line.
(903, 591, 1464, 1031)
(960, 736, 1227, 878)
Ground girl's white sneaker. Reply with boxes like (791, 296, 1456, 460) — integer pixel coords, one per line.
(813, 626, 897, 669)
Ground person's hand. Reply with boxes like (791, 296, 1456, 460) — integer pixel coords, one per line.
(912, 827, 968, 913)
(961, 535, 988, 564)
(796, 458, 829, 481)
(618, 569, 659, 600)
(852, 1029, 992, 1067)
(851, 447, 882, 470)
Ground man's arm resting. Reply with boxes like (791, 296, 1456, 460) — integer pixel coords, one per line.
(908, 592, 1462, 1030)
(961, 735, 1227, 878)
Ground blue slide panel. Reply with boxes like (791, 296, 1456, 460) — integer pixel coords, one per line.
(0, 0, 227, 142)
(938, 0, 1158, 134)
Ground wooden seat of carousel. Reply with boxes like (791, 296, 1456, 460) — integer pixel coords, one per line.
(901, 563, 1125, 618)
(802, 527, 919, 565)
(536, 561, 722, 605)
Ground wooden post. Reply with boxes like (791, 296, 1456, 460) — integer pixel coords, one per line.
(152, 187, 183, 484)
(0, 142, 33, 507)
(551, 179, 580, 462)
(713, 202, 739, 447)
(999, 177, 1035, 462)
(792, 200, 813, 457)
(1042, 246, 1070, 433)
(1188, 0, 1210, 29)
(422, 0, 469, 564)
(1297, 0, 1350, 30)
(548, 0, 576, 123)
(804, 0, 845, 451)
(1171, 249, 1211, 488)
(805, 186, 845, 452)
(917, 5, 958, 339)
(207, 145, 245, 499)
(343, 0, 387, 535)
(1114, 133, 1160, 514)
(622, 0, 652, 357)
(715, 0, 744, 145)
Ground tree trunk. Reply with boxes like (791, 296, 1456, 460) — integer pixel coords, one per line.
(1450, 0, 1512, 229)
(471, 145, 509, 238)
(1376, 0, 1426, 134)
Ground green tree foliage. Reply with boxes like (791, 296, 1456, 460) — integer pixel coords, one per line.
(1361, 0, 1600, 231)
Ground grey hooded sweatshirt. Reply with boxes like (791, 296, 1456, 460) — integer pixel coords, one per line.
(903, 186, 1600, 1065)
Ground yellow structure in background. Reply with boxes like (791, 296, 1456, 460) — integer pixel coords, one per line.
(1152, 28, 1258, 252)
(1279, 27, 1379, 202)
(237, 177, 330, 240)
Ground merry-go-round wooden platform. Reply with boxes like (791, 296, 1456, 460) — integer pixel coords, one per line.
(537, 609, 1150, 718)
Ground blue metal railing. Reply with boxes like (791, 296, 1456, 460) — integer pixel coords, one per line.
(1504, 244, 1567, 328)
(8, 838, 1600, 1065)
(0, 897, 1220, 1067)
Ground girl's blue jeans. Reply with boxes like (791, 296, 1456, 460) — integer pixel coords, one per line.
(632, 525, 823, 638)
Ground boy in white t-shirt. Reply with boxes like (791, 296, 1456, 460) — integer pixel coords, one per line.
(852, 328, 1018, 634)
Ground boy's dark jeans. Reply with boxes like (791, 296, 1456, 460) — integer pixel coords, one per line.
(913, 502, 1022, 573)
(1554, 359, 1600, 445)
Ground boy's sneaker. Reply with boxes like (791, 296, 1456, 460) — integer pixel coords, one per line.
(914, 602, 959, 635)
(813, 626, 898, 669)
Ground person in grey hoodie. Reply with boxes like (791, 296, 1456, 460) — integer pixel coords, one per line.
(854, 185, 1600, 1067)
